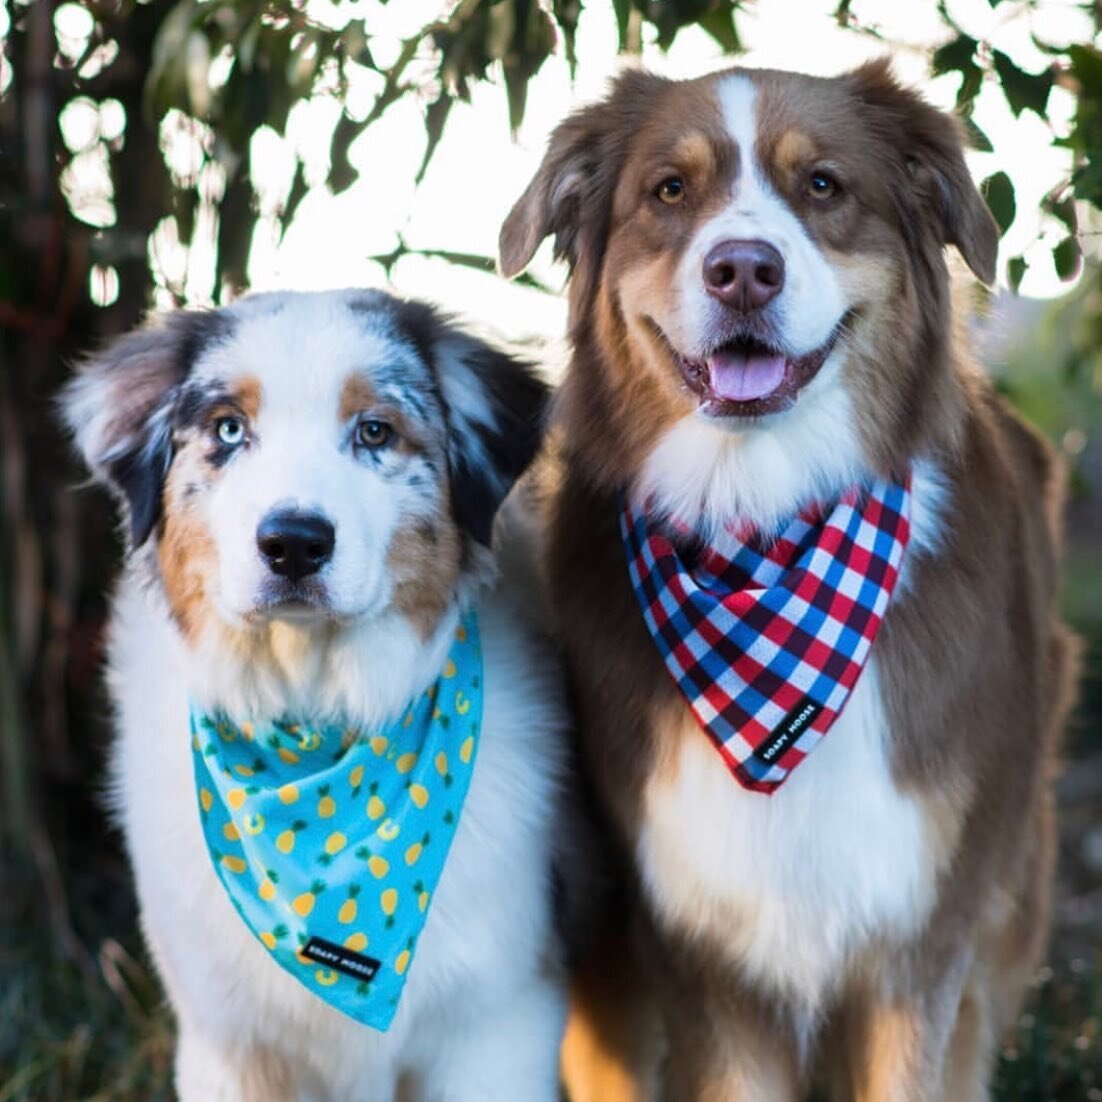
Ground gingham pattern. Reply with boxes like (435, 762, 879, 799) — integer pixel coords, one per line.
(621, 477, 911, 794)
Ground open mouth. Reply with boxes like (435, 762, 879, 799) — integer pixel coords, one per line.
(656, 322, 845, 418)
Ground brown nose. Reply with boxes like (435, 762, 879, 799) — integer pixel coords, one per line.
(703, 239, 785, 311)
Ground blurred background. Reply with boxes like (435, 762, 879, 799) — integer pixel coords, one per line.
(1, 0, 1100, 1098)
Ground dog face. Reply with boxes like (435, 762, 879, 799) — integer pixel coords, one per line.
(64, 290, 547, 642)
(501, 61, 997, 498)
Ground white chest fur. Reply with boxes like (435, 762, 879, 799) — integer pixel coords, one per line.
(633, 460, 951, 1015)
(637, 662, 937, 1013)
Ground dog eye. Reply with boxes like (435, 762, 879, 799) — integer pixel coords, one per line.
(356, 419, 393, 450)
(655, 177, 686, 205)
(808, 171, 840, 200)
(214, 416, 246, 447)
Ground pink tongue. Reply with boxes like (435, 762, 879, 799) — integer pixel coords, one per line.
(707, 348, 787, 402)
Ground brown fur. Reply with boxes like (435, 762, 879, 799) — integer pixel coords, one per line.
(503, 63, 1074, 1099)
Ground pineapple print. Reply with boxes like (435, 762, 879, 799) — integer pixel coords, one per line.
(405, 833, 430, 867)
(278, 782, 300, 805)
(366, 781, 386, 821)
(338, 884, 361, 924)
(258, 869, 280, 901)
(344, 931, 369, 952)
(276, 820, 307, 854)
(292, 879, 326, 918)
(317, 784, 336, 819)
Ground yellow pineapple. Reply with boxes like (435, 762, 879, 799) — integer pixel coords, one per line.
(275, 820, 307, 854)
(278, 783, 300, 805)
(199, 788, 214, 813)
(221, 854, 247, 874)
(258, 872, 279, 902)
(367, 792, 386, 820)
(367, 855, 389, 879)
(405, 832, 429, 867)
(317, 784, 336, 819)
(443, 658, 457, 679)
(459, 736, 474, 765)
(408, 783, 429, 809)
(394, 949, 411, 976)
(222, 822, 240, 842)
(395, 752, 418, 775)
(380, 888, 398, 917)
(349, 764, 364, 790)
(278, 746, 300, 765)
(324, 831, 348, 856)
(292, 880, 326, 917)
(338, 884, 360, 923)
(232, 763, 255, 778)
(370, 735, 388, 756)
(434, 752, 449, 777)
(226, 787, 247, 810)
(344, 932, 368, 952)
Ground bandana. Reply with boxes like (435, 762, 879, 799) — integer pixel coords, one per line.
(190, 611, 482, 1031)
(622, 478, 910, 794)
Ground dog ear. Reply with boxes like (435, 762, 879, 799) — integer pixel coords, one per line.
(847, 59, 999, 284)
(61, 310, 230, 547)
(436, 330, 550, 547)
(391, 299, 550, 546)
(499, 69, 668, 282)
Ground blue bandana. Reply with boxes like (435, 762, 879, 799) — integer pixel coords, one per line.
(190, 612, 482, 1031)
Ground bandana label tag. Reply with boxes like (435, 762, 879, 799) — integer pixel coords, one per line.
(302, 937, 381, 982)
(755, 696, 824, 765)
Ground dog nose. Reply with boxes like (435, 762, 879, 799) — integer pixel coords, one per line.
(703, 239, 785, 311)
(256, 510, 335, 582)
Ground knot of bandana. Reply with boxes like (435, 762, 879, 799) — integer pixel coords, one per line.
(189, 611, 482, 1031)
(621, 478, 910, 794)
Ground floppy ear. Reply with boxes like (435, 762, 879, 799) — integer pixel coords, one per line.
(498, 69, 669, 281)
(847, 59, 999, 284)
(436, 331, 550, 547)
(391, 299, 550, 546)
(60, 310, 230, 547)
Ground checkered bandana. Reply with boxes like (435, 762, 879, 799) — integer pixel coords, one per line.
(621, 476, 911, 794)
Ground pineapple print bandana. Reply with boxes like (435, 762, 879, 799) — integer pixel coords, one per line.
(189, 611, 482, 1031)
(622, 477, 910, 794)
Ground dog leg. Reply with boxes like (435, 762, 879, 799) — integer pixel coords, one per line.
(175, 1028, 306, 1102)
(412, 975, 566, 1102)
(829, 949, 976, 1102)
(661, 991, 800, 1102)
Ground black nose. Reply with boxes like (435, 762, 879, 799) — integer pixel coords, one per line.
(256, 510, 335, 582)
(703, 239, 785, 311)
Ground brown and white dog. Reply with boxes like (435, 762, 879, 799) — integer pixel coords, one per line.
(500, 62, 1075, 1100)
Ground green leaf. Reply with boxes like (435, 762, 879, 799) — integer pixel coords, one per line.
(699, 7, 741, 55)
(931, 34, 977, 78)
(991, 50, 1053, 119)
(611, 0, 633, 50)
(1068, 44, 1102, 96)
(1052, 236, 1081, 281)
(328, 112, 361, 195)
(1007, 255, 1027, 293)
(962, 116, 993, 153)
(981, 171, 1016, 236)
(415, 94, 453, 185)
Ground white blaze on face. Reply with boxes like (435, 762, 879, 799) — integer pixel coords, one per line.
(670, 74, 848, 361)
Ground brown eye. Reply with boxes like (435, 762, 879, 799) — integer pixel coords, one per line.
(356, 418, 392, 449)
(808, 171, 839, 200)
(656, 177, 686, 205)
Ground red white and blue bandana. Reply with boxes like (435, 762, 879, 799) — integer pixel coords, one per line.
(621, 477, 911, 794)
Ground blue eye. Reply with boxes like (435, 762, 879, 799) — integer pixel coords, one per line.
(808, 171, 839, 199)
(215, 416, 245, 447)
